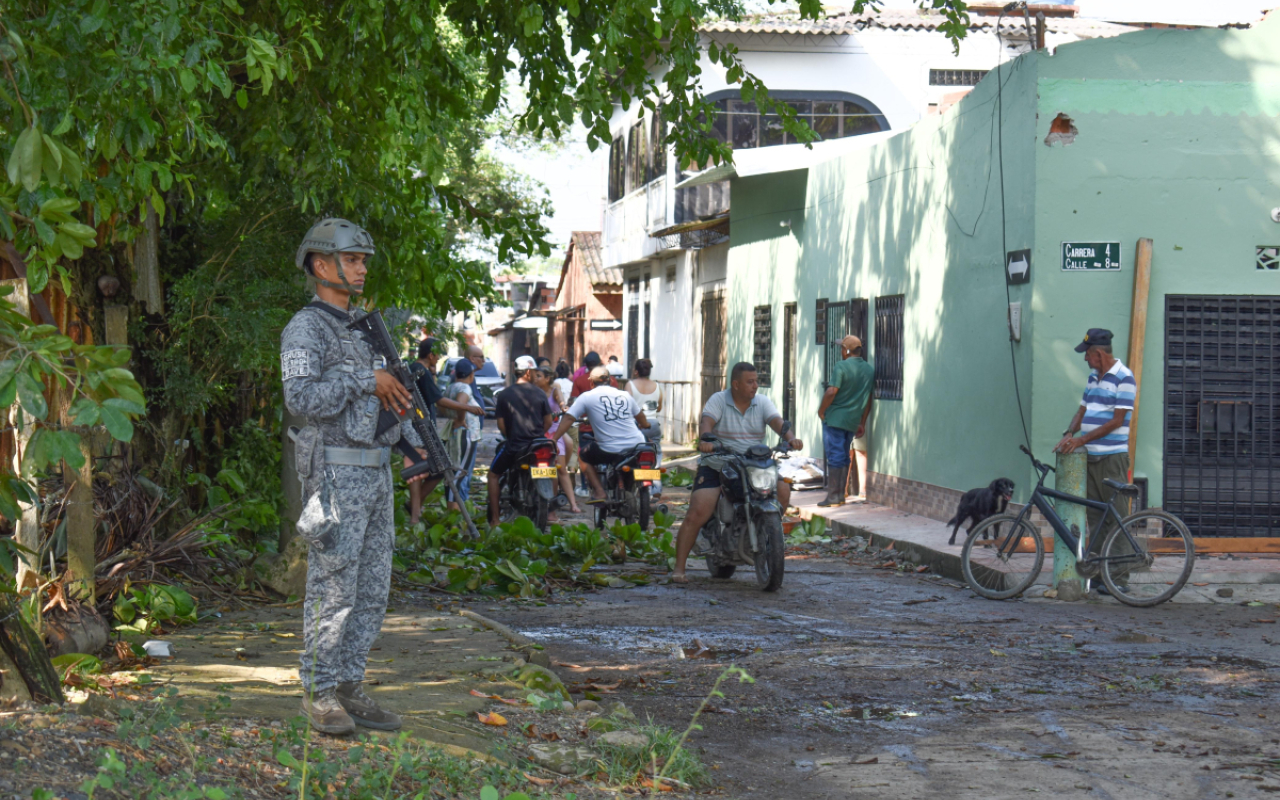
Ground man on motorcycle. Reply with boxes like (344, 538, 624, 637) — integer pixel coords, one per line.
(672, 362, 802, 583)
(550, 366, 648, 501)
(487, 355, 553, 526)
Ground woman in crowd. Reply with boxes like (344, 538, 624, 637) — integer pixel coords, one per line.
(533, 364, 582, 516)
(626, 358, 664, 497)
(443, 359, 482, 511)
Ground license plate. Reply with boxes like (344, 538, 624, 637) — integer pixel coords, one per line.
(634, 469, 661, 480)
(530, 467, 557, 479)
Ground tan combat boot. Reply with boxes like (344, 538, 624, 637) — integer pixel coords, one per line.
(337, 682, 403, 731)
(302, 687, 356, 736)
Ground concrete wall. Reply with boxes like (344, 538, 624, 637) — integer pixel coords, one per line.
(1028, 18, 1280, 506)
(727, 53, 1041, 497)
(726, 16, 1280, 510)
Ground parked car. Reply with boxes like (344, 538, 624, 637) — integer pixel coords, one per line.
(439, 357, 504, 417)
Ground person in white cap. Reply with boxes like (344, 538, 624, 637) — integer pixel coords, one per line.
(486, 355, 553, 525)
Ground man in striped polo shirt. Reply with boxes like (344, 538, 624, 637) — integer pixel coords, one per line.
(1056, 328, 1137, 555)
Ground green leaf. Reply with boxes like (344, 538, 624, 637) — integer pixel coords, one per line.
(98, 404, 133, 442)
(51, 109, 74, 137)
(40, 196, 79, 217)
(0, 376, 16, 408)
(54, 232, 83, 260)
(480, 787, 500, 800)
(41, 135, 62, 171)
(58, 222, 97, 242)
(17, 125, 43, 192)
(32, 217, 56, 244)
(102, 396, 145, 415)
(179, 68, 197, 94)
(204, 789, 228, 800)
(55, 142, 81, 184)
(52, 653, 103, 675)
(16, 372, 47, 420)
(6, 127, 31, 186)
(26, 260, 47, 293)
(215, 468, 246, 494)
(69, 398, 100, 425)
(235, 88, 248, 109)
(276, 751, 300, 769)
(80, 14, 105, 35)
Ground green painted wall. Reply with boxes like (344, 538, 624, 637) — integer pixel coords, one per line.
(1030, 19, 1280, 506)
(726, 16, 1280, 506)
(726, 53, 1042, 497)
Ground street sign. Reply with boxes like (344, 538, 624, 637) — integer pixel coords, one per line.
(1006, 249, 1031, 285)
(1062, 242, 1121, 272)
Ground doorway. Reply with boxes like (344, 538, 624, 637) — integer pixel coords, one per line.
(1164, 295, 1280, 536)
(701, 291, 727, 409)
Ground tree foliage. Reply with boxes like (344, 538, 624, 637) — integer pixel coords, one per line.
(0, 0, 970, 523)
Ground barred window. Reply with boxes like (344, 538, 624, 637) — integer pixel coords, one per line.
(753, 305, 773, 387)
(873, 295, 904, 400)
(648, 111, 666, 183)
(608, 137, 625, 202)
(815, 297, 828, 345)
(929, 69, 988, 86)
(707, 92, 888, 151)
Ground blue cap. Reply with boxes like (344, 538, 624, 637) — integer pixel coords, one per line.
(454, 358, 474, 378)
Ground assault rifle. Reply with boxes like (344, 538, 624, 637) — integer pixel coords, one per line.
(349, 310, 480, 539)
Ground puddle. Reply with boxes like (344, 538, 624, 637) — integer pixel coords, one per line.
(1115, 632, 1163, 644)
(517, 624, 780, 658)
(809, 651, 944, 670)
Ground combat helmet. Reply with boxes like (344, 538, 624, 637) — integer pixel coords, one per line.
(295, 218, 375, 296)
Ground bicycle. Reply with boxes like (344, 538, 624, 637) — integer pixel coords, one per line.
(960, 445, 1195, 607)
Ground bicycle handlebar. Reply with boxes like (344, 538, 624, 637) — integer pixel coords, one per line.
(1019, 444, 1055, 474)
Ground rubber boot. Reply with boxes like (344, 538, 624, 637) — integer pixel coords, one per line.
(818, 466, 848, 507)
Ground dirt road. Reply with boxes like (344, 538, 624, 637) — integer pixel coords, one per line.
(475, 547, 1280, 798)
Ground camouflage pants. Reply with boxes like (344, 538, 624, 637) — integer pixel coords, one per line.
(300, 464, 394, 691)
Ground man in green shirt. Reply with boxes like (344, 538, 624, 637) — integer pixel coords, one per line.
(817, 335, 875, 507)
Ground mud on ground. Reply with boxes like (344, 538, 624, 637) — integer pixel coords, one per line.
(475, 535, 1280, 799)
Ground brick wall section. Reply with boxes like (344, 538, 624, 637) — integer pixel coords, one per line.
(866, 472, 1054, 539)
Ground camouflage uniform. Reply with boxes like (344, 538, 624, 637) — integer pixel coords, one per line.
(281, 297, 418, 692)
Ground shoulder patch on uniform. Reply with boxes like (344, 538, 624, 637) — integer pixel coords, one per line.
(281, 349, 310, 380)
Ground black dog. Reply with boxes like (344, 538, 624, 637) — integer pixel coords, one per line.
(946, 478, 1015, 545)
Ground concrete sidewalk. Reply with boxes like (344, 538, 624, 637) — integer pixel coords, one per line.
(793, 488, 1280, 603)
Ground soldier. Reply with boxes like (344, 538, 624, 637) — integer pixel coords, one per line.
(281, 218, 432, 735)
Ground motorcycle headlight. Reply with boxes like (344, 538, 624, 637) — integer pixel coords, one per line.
(747, 465, 779, 494)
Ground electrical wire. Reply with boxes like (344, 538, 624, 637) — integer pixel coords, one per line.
(996, 4, 1034, 452)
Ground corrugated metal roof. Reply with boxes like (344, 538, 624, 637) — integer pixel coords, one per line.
(568, 231, 621, 290)
(701, 9, 1135, 38)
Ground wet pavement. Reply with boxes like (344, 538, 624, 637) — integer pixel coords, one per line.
(478, 544, 1280, 798)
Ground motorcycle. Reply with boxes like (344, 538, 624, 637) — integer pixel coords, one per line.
(497, 437, 560, 531)
(694, 423, 794, 592)
(581, 421, 661, 531)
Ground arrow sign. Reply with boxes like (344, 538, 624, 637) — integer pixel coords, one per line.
(1006, 249, 1031, 285)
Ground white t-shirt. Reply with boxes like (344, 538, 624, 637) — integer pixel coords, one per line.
(567, 385, 645, 453)
(553, 377, 573, 405)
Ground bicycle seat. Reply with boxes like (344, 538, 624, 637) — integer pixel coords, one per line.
(1102, 479, 1140, 496)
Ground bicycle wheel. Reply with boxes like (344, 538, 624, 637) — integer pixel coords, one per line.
(1099, 509, 1194, 607)
(961, 514, 1045, 600)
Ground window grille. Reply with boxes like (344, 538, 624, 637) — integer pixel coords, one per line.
(929, 69, 988, 86)
(1258, 246, 1280, 271)
(608, 137, 625, 202)
(753, 305, 773, 386)
(874, 295, 904, 400)
(648, 112, 666, 183)
(708, 94, 888, 151)
(815, 298, 828, 345)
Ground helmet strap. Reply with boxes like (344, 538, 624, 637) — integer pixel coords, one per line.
(314, 253, 364, 297)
